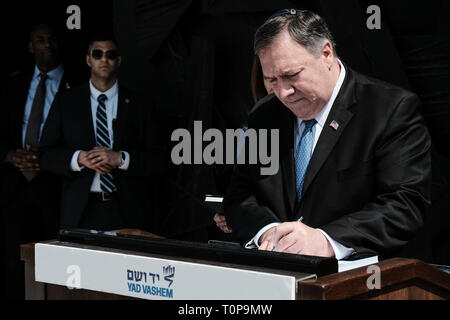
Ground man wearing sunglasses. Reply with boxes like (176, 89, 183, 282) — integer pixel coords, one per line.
(225, 9, 431, 261)
(39, 33, 165, 234)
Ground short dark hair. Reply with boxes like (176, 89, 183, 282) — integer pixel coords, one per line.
(87, 32, 120, 53)
(254, 9, 337, 57)
(29, 21, 59, 41)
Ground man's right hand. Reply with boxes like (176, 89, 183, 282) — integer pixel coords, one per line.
(6, 149, 40, 172)
(78, 150, 113, 175)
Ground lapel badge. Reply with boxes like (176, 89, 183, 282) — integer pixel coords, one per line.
(125, 98, 131, 104)
(65, 82, 71, 90)
(329, 120, 340, 131)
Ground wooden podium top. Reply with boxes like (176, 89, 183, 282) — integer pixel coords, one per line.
(299, 257, 450, 300)
(21, 238, 450, 300)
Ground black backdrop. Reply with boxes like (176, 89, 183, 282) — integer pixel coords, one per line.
(1, 0, 449, 263)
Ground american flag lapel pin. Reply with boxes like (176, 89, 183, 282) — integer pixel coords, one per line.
(330, 120, 340, 131)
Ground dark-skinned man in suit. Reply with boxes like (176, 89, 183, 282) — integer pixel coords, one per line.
(0, 22, 76, 299)
(224, 9, 432, 261)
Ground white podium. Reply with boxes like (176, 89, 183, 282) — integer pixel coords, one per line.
(33, 241, 316, 300)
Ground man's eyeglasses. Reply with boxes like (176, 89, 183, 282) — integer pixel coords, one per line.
(90, 50, 120, 60)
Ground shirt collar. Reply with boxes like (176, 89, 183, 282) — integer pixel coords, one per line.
(297, 59, 346, 131)
(33, 64, 64, 81)
(89, 80, 119, 102)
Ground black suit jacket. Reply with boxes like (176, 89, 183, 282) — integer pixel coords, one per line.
(224, 67, 432, 259)
(0, 68, 73, 206)
(39, 82, 165, 230)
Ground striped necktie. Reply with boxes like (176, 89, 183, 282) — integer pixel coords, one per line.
(295, 119, 317, 202)
(96, 94, 116, 195)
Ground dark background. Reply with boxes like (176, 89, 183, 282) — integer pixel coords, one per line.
(1, 0, 449, 263)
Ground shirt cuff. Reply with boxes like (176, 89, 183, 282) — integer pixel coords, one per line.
(317, 229, 355, 260)
(118, 151, 130, 170)
(245, 223, 280, 249)
(71, 151, 84, 172)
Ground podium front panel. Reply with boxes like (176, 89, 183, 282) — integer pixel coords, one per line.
(35, 241, 313, 300)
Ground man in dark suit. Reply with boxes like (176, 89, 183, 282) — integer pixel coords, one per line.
(39, 33, 164, 232)
(0, 22, 74, 299)
(224, 9, 432, 260)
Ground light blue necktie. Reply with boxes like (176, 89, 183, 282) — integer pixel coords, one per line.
(295, 119, 316, 202)
(96, 94, 116, 195)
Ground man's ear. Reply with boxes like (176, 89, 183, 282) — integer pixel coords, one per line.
(321, 41, 334, 69)
(322, 41, 333, 59)
(86, 54, 91, 68)
(28, 41, 34, 54)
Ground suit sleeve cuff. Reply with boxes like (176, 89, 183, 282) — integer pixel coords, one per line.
(317, 229, 355, 260)
(118, 151, 130, 170)
(71, 151, 84, 171)
(245, 223, 280, 249)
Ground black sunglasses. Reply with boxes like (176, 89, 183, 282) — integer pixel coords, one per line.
(90, 50, 120, 60)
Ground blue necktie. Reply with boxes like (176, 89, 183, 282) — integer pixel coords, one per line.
(96, 94, 116, 195)
(295, 119, 316, 202)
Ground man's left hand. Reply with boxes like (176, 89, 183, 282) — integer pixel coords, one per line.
(86, 147, 122, 169)
(214, 214, 232, 234)
(260, 221, 335, 257)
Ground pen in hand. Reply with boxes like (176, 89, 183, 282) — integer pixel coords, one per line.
(272, 228, 279, 252)
(271, 217, 303, 252)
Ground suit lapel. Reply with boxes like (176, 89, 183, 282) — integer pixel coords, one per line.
(12, 72, 34, 148)
(58, 71, 72, 92)
(113, 86, 132, 150)
(299, 68, 357, 207)
(20, 72, 34, 107)
(280, 111, 297, 218)
(81, 83, 96, 147)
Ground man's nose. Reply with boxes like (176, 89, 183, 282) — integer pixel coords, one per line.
(44, 39, 56, 49)
(100, 53, 109, 62)
(277, 82, 295, 100)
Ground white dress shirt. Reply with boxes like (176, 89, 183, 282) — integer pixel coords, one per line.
(70, 80, 130, 192)
(22, 64, 64, 147)
(247, 60, 355, 260)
